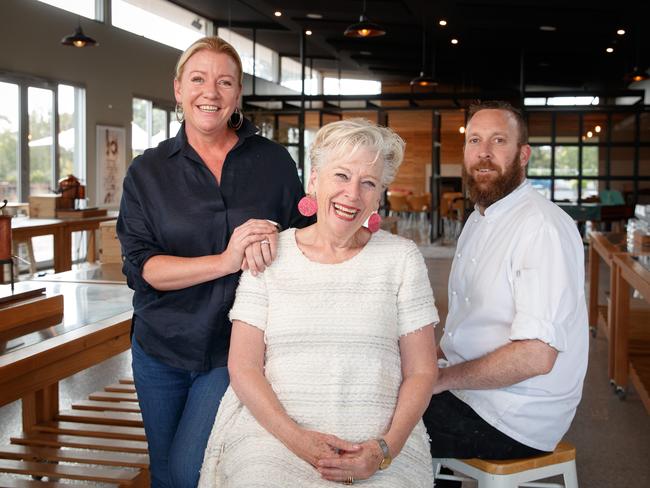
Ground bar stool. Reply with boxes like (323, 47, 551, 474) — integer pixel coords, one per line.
(433, 441, 578, 488)
(11, 238, 37, 279)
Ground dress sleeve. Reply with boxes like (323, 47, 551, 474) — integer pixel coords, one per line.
(116, 163, 166, 291)
(397, 242, 439, 336)
(509, 222, 581, 352)
(229, 270, 269, 331)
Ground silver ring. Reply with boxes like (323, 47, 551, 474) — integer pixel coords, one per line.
(260, 239, 271, 245)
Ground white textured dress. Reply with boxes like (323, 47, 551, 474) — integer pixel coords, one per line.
(199, 229, 438, 487)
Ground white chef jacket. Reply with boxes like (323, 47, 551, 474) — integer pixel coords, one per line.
(441, 180, 588, 452)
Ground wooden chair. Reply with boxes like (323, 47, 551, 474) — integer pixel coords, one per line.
(387, 193, 410, 217)
(433, 441, 578, 488)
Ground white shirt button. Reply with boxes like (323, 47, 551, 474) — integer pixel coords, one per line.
(447, 332, 452, 337)
(457, 253, 461, 258)
(473, 219, 478, 223)
(471, 258, 477, 263)
(451, 290, 457, 296)
(465, 297, 470, 302)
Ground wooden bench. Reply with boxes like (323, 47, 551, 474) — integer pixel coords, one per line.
(0, 378, 149, 487)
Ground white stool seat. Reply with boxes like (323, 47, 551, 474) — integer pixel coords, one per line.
(433, 441, 578, 488)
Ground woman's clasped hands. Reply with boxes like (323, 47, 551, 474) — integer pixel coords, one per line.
(316, 439, 385, 483)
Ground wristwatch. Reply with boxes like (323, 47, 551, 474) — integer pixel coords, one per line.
(376, 438, 392, 470)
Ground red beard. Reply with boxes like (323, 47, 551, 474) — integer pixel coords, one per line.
(463, 154, 525, 208)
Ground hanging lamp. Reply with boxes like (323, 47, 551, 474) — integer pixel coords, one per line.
(410, 23, 437, 87)
(61, 23, 98, 48)
(624, 27, 648, 82)
(344, 0, 386, 38)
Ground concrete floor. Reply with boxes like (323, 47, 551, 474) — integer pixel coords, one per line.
(1, 248, 649, 487)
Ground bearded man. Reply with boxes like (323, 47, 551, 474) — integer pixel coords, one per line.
(423, 101, 588, 466)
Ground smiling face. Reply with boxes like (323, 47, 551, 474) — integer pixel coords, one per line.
(173, 49, 242, 139)
(463, 109, 531, 210)
(309, 146, 384, 241)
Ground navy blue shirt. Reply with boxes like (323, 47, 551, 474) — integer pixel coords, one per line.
(117, 119, 310, 371)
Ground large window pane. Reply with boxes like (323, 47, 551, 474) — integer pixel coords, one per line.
(528, 146, 551, 176)
(254, 43, 278, 82)
(554, 179, 578, 202)
(132, 98, 149, 159)
(582, 146, 599, 177)
(219, 29, 254, 76)
(581, 180, 599, 200)
(530, 179, 551, 199)
(57, 84, 85, 182)
(113, 0, 210, 51)
(36, 0, 97, 20)
(554, 146, 578, 176)
(0, 82, 19, 202)
(28, 87, 54, 196)
(152, 107, 167, 147)
(280, 57, 304, 93)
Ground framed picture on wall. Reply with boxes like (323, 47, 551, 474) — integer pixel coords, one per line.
(96, 125, 126, 208)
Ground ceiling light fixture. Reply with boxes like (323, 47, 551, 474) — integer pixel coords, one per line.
(451, 38, 459, 45)
(595, 125, 602, 133)
(344, 0, 386, 38)
(191, 18, 202, 30)
(410, 23, 438, 88)
(306, 13, 323, 19)
(274, 11, 282, 17)
(439, 20, 447, 26)
(305, 30, 313, 36)
(624, 28, 649, 83)
(539, 25, 557, 32)
(61, 22, 98, 48)
(617, 29, 625, 35)
(606, 47, 614, 53)
(459, 126, 465, 134)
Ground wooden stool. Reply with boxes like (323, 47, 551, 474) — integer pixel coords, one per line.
(433, 441, 578, 488)
(11, 238, 37, 279)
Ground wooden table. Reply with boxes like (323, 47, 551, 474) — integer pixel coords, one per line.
(587, 232, 627, 338)
(610, 254, 650, 412)
(10, 212, 118, 273)
(0, 276, 132, 433)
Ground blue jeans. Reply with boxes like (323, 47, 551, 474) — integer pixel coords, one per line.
(131, 339, 229, 488)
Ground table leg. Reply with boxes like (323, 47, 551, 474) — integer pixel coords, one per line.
(588, 243, 599, 334)
(54, 227, 72, 272)
(607, 259, 618, 381)
(87, 229, 97, 263)
(22, 383, 59, 434)
(613, 264, 630, 397)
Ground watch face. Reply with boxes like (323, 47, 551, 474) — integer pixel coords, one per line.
(379, 457, 392, 470)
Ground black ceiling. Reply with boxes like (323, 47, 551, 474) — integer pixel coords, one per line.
(171, 0, 650, 93)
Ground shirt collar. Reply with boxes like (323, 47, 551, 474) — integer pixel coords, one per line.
(479, 179, 531, 218)
(166, 117, 258, 159)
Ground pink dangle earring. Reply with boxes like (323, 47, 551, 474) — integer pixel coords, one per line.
(367, 212, 382, 233)
(298, 194, 318, 217)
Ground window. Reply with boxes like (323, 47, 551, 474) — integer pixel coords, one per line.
(323, 78, 381, 95)
(0, 82, 19, 202)
(112, 0, 211, 51)
(280, 57, 303, 93)
(36, 0, 98, 20)
(524, 96, 600, 106)
(132, 97, 177, 159)
(219, 28, 280, 83)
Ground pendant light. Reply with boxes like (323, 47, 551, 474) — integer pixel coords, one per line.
(410, 23, 437, 87)
(624, 27, 648, 83)
(61, 22, 98, 48)
(344, 0, 386, 38)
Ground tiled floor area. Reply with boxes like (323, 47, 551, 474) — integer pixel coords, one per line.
(1, 221, 649, 486)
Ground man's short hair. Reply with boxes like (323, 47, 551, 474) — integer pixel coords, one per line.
(466, 100, 528, 145)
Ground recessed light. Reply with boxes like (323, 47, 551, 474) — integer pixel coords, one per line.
(606, 47, 614, 53)
(359, 50, 372, 55)
(274, 11, 282, 17)
(617, 29, 625, 35)
(439, 20, 447, 26)
(451, 38, 459, 45)
(306, 13, 323, 19)
(539, 25, 556, 32)
(595, 125, 602, 133)
(587, 131, 593, 138)
(305, 30, 312, 36)
(459, 126, 465, 134)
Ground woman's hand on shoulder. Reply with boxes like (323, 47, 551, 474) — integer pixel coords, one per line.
(316, 439, 383, 482)
(223, 219, 278, 275)
(286, 429, 360, 468)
